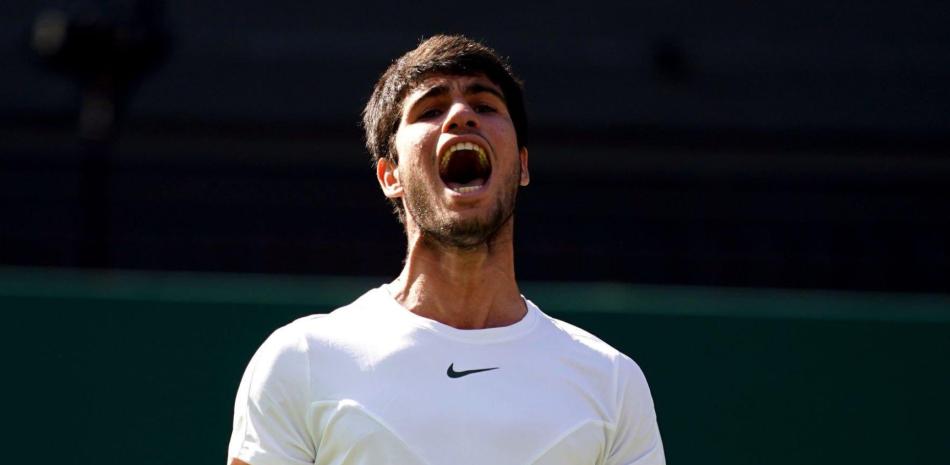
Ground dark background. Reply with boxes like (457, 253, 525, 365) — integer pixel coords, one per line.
(3, 1, 950, 464)
(3, 0, 949, 292)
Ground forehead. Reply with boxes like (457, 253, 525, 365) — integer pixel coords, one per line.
(402, 74, 503, 106)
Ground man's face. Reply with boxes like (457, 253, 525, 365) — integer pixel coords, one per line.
(385, 74, 529, 249)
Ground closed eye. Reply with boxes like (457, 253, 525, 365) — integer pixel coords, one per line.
(474, 104, 497, 114)
(418, 108, 443, 120)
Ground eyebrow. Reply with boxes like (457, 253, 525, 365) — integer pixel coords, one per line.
(466, 82, 506, 102)
(410, 81, 507, 107)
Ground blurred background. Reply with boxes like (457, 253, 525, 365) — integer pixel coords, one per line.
(3, 0, 949, 464)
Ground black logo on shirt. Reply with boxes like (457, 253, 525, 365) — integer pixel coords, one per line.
(446, 363, 499, 378)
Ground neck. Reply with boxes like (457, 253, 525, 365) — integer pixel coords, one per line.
(388, 219, 526, 329)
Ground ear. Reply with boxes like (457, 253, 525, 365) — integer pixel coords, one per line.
(519, 147, 530, 186)
(376, 157, 404, 199)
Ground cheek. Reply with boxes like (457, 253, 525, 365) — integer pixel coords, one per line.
(485, 119, 518, 146)
(395, 126, 436, 161)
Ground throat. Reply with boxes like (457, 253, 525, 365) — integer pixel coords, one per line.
(387, 276, 526, 330)
(391, 237, 524, 329)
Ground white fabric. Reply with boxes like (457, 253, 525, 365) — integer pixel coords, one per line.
(228, 287, 665, 465)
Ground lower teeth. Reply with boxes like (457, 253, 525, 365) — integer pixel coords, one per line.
(455, 186, 481, 193)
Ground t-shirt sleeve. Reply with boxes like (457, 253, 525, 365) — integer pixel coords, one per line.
(605, 357, 666, 465)
(227, 325, 315, 465)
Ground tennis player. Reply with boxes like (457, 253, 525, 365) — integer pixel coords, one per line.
(227, 34, 665, 465)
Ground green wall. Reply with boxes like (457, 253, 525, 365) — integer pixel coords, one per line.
(5, 267, 949, 464)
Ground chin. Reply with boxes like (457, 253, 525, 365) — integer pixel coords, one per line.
(429, 206, 513, 250)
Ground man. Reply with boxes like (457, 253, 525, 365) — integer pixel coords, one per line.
(227, 35, 665, 465)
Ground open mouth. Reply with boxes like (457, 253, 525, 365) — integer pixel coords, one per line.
(439, 141, 492, 194)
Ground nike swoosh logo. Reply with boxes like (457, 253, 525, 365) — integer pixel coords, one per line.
(446, 363, 499, 379)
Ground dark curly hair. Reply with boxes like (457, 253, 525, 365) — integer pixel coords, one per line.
(362, 34, 527, 164)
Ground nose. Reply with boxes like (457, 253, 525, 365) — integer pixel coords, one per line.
(442, 102, 478, 133)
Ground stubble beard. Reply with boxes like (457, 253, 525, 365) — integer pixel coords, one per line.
(403, 166, 520, 251)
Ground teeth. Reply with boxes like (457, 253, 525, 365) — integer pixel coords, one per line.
(455, 185, 482, 193)
(477, 150, 488, 168)
(442, 141, 489, 171)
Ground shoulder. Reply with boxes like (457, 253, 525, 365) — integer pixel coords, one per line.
(544, 313, 623, 357)
(533, 304, 627, 364)
(532, 305, 658, 443)
(240, 288, 388, 389)
(267, 286, 388, 343)
(532, 303, 651, 394)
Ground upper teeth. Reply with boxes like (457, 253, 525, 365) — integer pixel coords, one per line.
(442, 142, 489, 171)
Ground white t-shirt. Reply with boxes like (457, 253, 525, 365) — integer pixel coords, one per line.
(228, 287, 665, 465)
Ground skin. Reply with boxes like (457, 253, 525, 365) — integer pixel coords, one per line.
(377, 73, 530, 330)
(229, 74, 529, 465)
